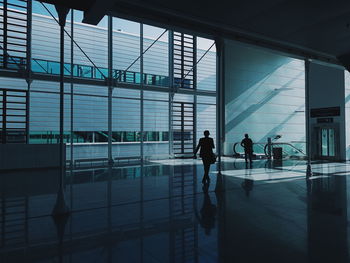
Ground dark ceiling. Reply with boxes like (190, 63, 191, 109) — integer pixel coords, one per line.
(42, 0, 350, 65)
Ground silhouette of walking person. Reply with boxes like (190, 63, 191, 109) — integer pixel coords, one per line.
(241, 133, 253, 165)
(196, 183, 217, 235)
(194, 130, 215, 184)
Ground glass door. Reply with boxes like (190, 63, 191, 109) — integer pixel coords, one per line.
(320, 127, 335, 157)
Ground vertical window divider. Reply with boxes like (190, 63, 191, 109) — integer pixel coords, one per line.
(168, 30, 174, 158)
(70, 10, 74, 165)
(108, 15, 113, 164)
(193, 36, 197, 154)
(140, 23, 144, 161)
(26, 0, 32, 144)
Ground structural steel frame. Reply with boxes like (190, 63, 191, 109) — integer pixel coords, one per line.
(0, 4, 218, 163)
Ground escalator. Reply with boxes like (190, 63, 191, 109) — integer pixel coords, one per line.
(264, 143, 306, 159)
(233, 142, 306, 159)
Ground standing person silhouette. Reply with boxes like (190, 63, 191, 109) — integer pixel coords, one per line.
(241, 133, 253, 164)
(194, 130, 215, 184)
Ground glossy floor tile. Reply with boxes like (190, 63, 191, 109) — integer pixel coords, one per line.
(1, 158, 350, 262)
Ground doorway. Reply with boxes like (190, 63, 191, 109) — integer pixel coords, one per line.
(320, 127, 335, 157)
(313, 124, 339, 160)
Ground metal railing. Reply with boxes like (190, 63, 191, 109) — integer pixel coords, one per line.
(0, 54, 170, 87)
(32, 57, 170, 86)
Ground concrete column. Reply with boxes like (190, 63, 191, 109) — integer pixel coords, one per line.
(307, 61, 345, 161)
(215, 37, 225, 193)
(215, 38, 225, 161)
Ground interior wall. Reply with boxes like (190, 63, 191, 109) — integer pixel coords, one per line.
(345, 71, 350, 159)
(223, 40, 305, 156)
(308, 62, 345, 160)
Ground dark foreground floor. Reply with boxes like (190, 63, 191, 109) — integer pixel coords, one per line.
(0, 157, 349, 262)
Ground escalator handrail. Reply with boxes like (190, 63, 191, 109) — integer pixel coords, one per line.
(272, 142, 306, 155)
(233, 142, 266, 155)
(263, 142, 306, 156)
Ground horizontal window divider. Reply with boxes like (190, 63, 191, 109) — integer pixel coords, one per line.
(2, 93, 27, 98)
(173, 49, 194, 54)
(5, 120, 26, 124)
(6, 27, 27, 34)
(4, 42, 27, 48)
(0, 127, 26, 130)
(173, 48, 194, 54)
(5, 35, 27, 41)
(0, 106, 25, 110)
(4, 48, 26, 54)
(174, 36, 194, 42)
(6, 15, 27, 22)
(6, 2, 27, 10)
(174, 35, 194, 41)
(5, 102, 26, 106)
(174, 58, 194, 63)
(173, 62, 194, 67)
(0, 79, 215, 98)
(174, 41, 194, 47)
(3, 22, 29, 28)
(7, 8, 27, 15)
(4, 114, 26, 118)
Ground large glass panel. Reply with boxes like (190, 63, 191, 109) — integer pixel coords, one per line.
(113, 18, 140, 83)
(112, 88, 140, 158)
(143, 91, 169, 159)
(196, 37, 216, 91)
(71, 84, 108, 160)
(29, 80, 71, 145)
(111, 18, 141, 159)
(143, 24, 169, 87)
(197, 95, 216, 151)
(224, 40, 306, 157)
(32, 1, 72, 68)
(73, 10, 107, 79)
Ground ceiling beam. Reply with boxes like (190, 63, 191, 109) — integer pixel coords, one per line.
(82, 0, 114, 25)
(109, 1, 339, 65)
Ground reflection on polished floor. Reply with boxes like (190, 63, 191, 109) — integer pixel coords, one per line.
(0, 157, 350, 262)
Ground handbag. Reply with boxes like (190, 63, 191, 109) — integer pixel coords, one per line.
(210, 153, 217, 164)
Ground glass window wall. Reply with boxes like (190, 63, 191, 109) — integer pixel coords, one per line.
(0, 1, 217, 163)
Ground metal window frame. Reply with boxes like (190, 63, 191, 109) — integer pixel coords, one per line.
(0, 6, 218, 162)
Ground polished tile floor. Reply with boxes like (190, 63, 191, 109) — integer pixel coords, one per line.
(0, 157, 350, 262)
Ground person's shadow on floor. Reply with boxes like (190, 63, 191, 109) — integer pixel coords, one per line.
(197, 182, 217, 235)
